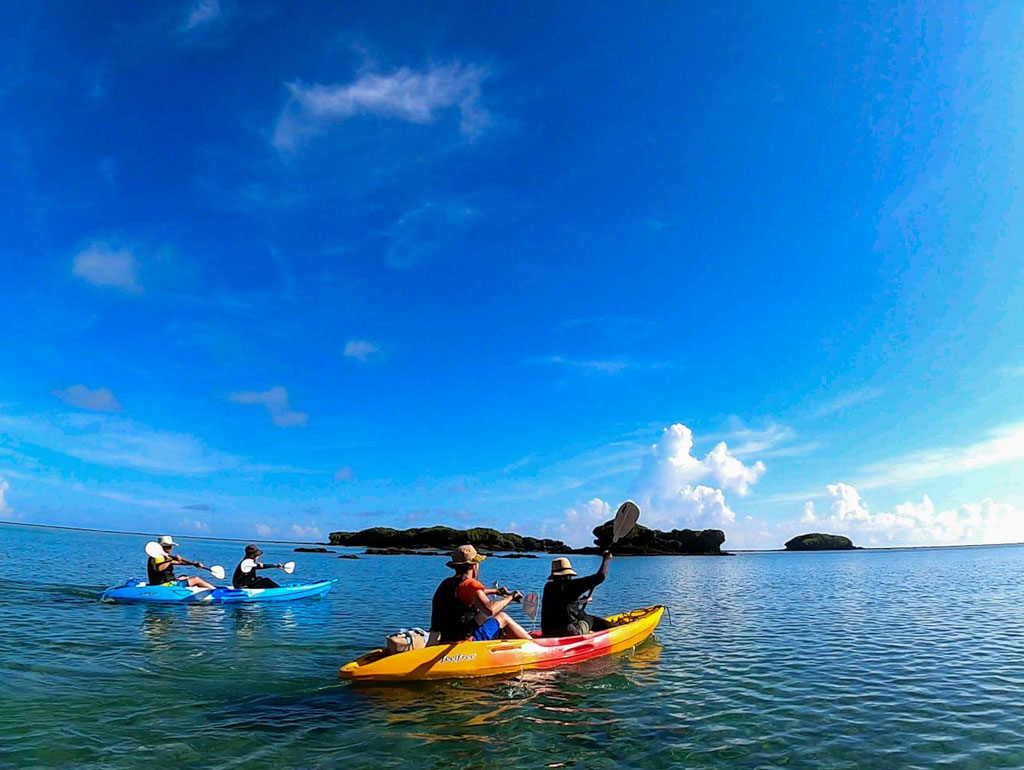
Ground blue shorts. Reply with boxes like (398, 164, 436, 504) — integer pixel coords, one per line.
(473, 617, 501, 641)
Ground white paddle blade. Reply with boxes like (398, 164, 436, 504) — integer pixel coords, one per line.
(283, 561, 295, 574)
(144, 541, 165, 559)
(240, 558, 256, 574)
(522, 591, 539, 622)
(612, 501, 640, 543)
(209, 565, 225, 580)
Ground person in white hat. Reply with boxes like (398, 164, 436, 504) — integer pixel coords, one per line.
(429, 544, 532, 642)
(541, 552, 613, 636)
(146, 535, 215, 589)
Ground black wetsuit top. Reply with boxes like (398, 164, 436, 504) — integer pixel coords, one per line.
(541, 560, 609, 637)
(232, 560, 279, 589)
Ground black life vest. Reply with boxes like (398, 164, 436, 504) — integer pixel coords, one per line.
(430, 575, 478, 642)
(232, 560, 255, 588)
(147, 556, 176, 585)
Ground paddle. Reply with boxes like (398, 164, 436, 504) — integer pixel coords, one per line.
(240, 559, 296, 574)
(522, 591, 539, 630)
(578, 501, 640, 608)
(145, 541, 226, 581)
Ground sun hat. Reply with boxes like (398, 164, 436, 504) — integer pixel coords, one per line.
(157, 535, 179, 547)
(245, 544, 263, 558)
(549, 557, 577, 577)
(446, 544, 487, 568)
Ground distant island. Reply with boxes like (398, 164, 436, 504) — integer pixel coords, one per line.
(328, 526, 571, 553)
(784, 533, 859, 551)
(574, 521, 729, 556)
(327, 522, 730, 556)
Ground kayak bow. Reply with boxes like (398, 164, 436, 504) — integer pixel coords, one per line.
(339, 605, 664, 682)
(98, 578, 336, 604)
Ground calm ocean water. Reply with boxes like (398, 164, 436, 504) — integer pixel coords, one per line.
(3, 522, 1024, 769)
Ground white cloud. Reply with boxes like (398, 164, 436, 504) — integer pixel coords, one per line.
(344, 340, 379, 362)
(550, 424, 766, 546)
(52, 385, 122, 413)
(334, 465, 355, 481)
(808, 388, 883, 418)
(180, 517, 210, 533)
(532, 356, 630, 375)
(636, 424, 765, 499)
(184, 0, 220, 30)
(800, 482, 1024, 547)
(229, 386, 308, 428)
(0, 477, 9, 516)
(0, 412, 239, 475)
(856, 421, 1024, 489)
(273, 62, 489, 150)
(254, 523, 272, 537)
(72, 241, 141, 293)
(291, 523, 323, 541)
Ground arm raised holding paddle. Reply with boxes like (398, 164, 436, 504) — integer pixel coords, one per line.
(539, 501, 639, 637)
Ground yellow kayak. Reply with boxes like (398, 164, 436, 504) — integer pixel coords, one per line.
(339, 605, 664, 682)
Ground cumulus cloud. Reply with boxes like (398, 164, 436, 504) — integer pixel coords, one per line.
(72, 241, 141, 292)
(179, 517, 210, 533)
(273, 62, 490, 150)
(254, 523, 272, 537)
(637, 424, 765, 499)
(551, 424, 766, 546)
(0, 477, 9, 516)
(52, 385, 122, 413)
(801, 482, 1024, 546)
(344, 340, 379, 362)
(229, 386, 308, 428)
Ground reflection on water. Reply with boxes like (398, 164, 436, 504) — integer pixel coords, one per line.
(5, 523, 1024, 769)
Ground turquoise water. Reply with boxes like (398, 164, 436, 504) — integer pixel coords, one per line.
(3, 523, 1024, 768)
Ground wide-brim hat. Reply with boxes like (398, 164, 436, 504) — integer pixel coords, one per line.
(245, 544, 263, 557)
(549, 557, 577, 577)
(446, 544, 487, 568)
(158, 535, 179, 547)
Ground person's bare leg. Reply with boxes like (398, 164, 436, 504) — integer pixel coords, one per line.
(496, 612, 532, 640)
(185, 575, 215, 589)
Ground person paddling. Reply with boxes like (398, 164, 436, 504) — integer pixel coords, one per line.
(430, 545, 532, 642)
(147, 535, 216, 589)
(541, 553, 613, 637)
(232, 544, 281, 589)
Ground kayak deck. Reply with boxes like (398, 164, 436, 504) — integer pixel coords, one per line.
(339, 605, 664, 682)
(98, 579, 336, 604)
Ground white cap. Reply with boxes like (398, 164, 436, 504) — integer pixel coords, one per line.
(157, 535, 179, 547)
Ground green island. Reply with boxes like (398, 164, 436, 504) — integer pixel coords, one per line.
(784, 533, 859, 551)
(328, 522, 730, 556)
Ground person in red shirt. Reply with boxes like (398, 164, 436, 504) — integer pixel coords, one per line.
(430, 545, 533, 642)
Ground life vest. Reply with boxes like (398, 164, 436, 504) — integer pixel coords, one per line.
(430, 575, 479, 642)
(147, 555, 176, 585)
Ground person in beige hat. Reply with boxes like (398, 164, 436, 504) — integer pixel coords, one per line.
(429, 544, 532, 642)
(146, 535, 215, 589)
(541, 552, 613, 636)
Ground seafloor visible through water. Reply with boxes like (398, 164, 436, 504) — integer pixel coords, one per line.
(3, 522, 1024, 769)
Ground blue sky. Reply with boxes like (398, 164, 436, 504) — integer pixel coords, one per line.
(2, 1, 1024, 548)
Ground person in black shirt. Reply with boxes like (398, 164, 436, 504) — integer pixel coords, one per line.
(232, 544, 281, 589)
(541, 553, 613, 637)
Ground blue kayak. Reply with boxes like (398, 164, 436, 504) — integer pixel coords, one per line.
(99, 578, 336, 604)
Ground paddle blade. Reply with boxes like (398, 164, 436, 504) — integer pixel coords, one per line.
(522, 591, 539, 622)
(612, 501, 640, 543)
(240, 558, 256, 574)
(144, 541, 165, 559)
(209, 565, 225, 580)
(283, 561, 295, 574)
